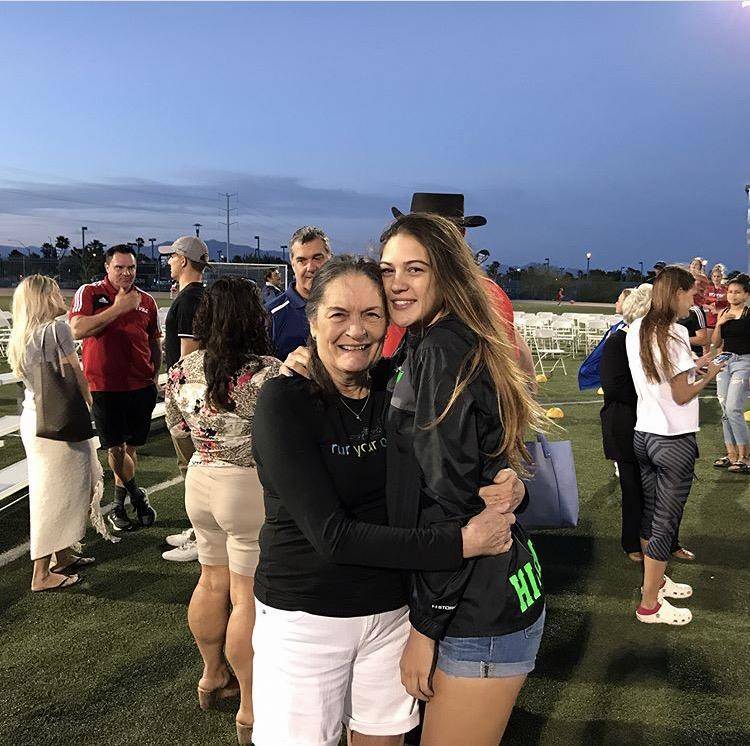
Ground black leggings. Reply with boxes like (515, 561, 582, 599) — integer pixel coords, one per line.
(633, 431, 698, 562)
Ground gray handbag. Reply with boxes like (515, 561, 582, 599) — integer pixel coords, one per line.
(518, 434, 580, 529)
(32, 323, 94, 442)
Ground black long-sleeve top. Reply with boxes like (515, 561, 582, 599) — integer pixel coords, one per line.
(599, 328, 638, 462)
(251, 362, 464, 617)
(386, 315, 544, 640)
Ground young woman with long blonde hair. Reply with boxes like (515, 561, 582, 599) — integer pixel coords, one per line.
(380, 213, 547, 746)
(625, 266, 724, 625)
(8, 275, 107, 592)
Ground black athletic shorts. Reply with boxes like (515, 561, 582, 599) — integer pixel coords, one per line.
(91, 384, 158, 450)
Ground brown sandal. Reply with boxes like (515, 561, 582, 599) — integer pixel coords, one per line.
(671, 547, 695, 562)
(31, 574, 81, 592)
(197, 674, 240, 710)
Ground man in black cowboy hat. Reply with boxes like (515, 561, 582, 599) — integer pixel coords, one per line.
(383, 193, 535, 381)
(390, 192, 488, 232)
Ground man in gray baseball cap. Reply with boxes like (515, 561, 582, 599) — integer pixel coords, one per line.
(158, 236, 209, 562)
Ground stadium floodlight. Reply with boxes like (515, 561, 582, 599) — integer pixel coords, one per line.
(585, 251, 592, 277)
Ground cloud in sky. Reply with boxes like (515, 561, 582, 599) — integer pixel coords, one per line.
(0, 171, 396, 251)
(2, 169, 748, 271)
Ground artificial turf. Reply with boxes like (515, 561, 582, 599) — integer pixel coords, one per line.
(1, 316, 749, 746)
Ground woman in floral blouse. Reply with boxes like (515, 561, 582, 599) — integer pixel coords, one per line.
(165, 277, 280, 744)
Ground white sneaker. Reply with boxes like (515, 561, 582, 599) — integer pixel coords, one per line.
(165, 528, 195, 547)
(162, 539, 199, 562)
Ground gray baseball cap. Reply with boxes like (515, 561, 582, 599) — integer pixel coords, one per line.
(159, 236, 209, 263)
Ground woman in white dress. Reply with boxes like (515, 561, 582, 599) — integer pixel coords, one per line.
(8, 275, 106, 592)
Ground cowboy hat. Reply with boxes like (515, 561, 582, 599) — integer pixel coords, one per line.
(390, 193, 487, 228)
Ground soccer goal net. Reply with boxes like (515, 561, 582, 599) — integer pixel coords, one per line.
(203, 262, 289, 290)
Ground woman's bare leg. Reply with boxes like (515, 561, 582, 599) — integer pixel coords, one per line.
(225, 571, 256, 728)
(188, 564, 232, 690)
(31, 555, 77, 591)
(349, 732, 404, 745)
(639, 538, 667, 609)
(420, 669, 526, 746)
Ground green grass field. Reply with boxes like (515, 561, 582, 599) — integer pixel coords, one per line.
(0, 306, 748, 745)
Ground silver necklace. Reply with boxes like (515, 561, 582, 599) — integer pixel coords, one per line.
(338, 390, 371, 421)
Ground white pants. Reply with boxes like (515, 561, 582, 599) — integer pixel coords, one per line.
(252, 601, 419, 746)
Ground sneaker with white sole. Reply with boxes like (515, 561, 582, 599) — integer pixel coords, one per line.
(165, 528, 196, 548)
(162, 539, 199, 562)
(636, 598, 692, 626)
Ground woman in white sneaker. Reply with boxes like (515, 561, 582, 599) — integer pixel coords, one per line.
(626, 266, 725, 625)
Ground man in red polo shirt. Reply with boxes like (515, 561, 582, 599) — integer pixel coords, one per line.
(70, 245, 162, 533)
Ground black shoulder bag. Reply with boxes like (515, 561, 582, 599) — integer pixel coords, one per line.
(32, 323, 94, 442)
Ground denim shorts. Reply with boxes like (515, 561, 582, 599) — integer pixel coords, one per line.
(436, 607, 545, 679)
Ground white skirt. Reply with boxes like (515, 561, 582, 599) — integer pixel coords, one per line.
(20, 389, 106, 560)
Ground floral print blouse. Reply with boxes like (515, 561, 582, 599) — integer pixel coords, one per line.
(164, 350, 281, 468)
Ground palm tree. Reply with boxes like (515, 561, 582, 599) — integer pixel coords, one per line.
(54, 235, 71, 258)
(487, 261, 501, 281)
(77, 239, 107, 284)
(135, 237, 145, 260)
(40, 242, 55, 260)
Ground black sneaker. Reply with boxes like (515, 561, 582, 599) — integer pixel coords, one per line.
(107, 504, 134, 532)
(131, 489, 157, 528)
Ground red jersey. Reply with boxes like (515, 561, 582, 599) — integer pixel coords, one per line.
(69, 277, 161, 392)
(382, 277, 516, 358)
(692, 274, 710, 308)
(703, 284, 728, 327)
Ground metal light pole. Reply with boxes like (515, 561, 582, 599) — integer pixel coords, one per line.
(81, 226, 88, 255)
(638, 261, 644, 279)
(280, 244, 288, 263)
(254, 235, 260, 261)
(621, 266, 626, 281)
(544, 257, 550, 271)
(194, 223, 202, 237)
(585, 251, 592, 277)
(149, 238, 157, 284)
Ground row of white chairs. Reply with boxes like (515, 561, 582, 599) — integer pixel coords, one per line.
(513, 311, 622, 376)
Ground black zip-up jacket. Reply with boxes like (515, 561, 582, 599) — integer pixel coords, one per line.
(386, 315, 545, 640)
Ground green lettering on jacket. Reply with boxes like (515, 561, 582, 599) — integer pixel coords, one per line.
(509, 540, 543, 613)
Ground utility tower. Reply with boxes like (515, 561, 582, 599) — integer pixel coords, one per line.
(218, 193, 238, 262)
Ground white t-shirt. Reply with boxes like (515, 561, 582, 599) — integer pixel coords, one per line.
(626, 317, 699, 436)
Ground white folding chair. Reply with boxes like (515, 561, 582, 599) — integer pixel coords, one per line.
(551, 318, 577, 355)
(533, 327, 568, 376)
(584, 317, 609, 353)
(0, 314, 11, 358)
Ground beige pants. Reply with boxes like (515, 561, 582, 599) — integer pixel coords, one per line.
(170, 434, 195, 478)
(184, 464, 265, 576)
